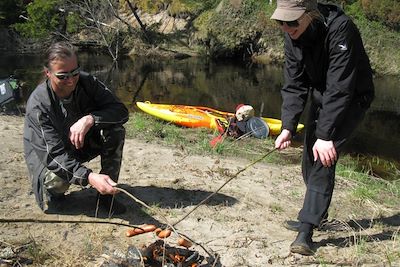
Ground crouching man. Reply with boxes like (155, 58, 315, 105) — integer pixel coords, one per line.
(24, 42, 129, 215)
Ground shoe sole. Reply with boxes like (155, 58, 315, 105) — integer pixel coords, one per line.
(290, 244, 314, 256)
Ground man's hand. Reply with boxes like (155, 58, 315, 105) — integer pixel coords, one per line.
(69, 115, 94, 149)
(312, 139, 337, 167)
(88, 172, 118, 195)
(275, 129, 292, 150)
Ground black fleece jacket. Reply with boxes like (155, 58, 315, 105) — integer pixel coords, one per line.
(281, 3, 374, 140)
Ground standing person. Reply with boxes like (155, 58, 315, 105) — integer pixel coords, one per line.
(24, 42, 129, 215)
(272, 0, 374, 255)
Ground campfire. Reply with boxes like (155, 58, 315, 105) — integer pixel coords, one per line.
(140, 240, 204, 267)
(101, 239, 211, 267)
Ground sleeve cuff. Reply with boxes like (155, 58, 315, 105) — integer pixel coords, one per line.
(282, 124, 296, 137)
(315, 128, 331, 141)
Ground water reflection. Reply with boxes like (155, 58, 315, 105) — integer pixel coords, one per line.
(110, 57, 286, 120)
(0, 53, 399, 163)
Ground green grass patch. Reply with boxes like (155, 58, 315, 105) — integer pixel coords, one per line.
(354, 235, 369, 256)
(337, 155, 400, 208)
(126, 112, 286, 161)
(345, 2, 400, 75)
(269, 202, 284, 214)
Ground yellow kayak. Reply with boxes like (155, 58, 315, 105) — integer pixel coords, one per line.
(136, 101, 304, 136)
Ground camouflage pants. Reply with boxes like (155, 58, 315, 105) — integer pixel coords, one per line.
(43, 125, 125, 195)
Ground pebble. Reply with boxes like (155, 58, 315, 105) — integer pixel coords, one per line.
(0, 247, 15, 259)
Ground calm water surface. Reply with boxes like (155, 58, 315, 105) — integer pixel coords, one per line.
(1, 53, 399, 163)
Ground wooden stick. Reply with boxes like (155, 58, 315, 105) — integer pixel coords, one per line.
(172, 148, 277, 226)
(0, 217, 135, 228)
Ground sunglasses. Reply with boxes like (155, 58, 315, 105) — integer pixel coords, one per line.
(52, 66, 80, 80)
(276, 19, 300, 28)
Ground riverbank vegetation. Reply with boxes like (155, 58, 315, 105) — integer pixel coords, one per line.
(1, 0, 399, 75)
(126, 112, 400, 210)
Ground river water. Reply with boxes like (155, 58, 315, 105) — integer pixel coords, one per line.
(1, 52, 399, 164)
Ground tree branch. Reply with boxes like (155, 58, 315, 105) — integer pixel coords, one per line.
(107, 0, 135, 32)
(125, 0, 151, 43)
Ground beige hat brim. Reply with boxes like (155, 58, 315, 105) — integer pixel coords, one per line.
(270, 8, 305, 21)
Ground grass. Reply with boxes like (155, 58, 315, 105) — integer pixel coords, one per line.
(289, 189, 302, 199)
(126, 112, 280, 160)
(269, 203, 284, 214)
(127, 113, 400, 212)
(337, 155, 400, 209)
(344, 226, 400, 265)
(26, 238, 48, 264)
(345, 2, 400, 75)
(128, 112, 303, 166)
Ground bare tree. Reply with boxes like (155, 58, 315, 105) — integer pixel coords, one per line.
(106, 0, 134, 31)
(66, 0, 123, 61)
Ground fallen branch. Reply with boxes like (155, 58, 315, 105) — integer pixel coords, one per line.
(0, 217, 135, 228)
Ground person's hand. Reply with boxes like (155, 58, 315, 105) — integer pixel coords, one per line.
(275, 129, 292, 150)
(69, 115, 94, 149)
(312, 139, 337, 167)
(88, 172, 118, 195)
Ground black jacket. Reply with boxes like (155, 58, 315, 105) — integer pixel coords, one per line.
(281, 3, 374, 140)
(24, 72, 129, 188)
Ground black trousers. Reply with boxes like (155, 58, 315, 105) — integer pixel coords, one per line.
(298, 97, 366, 227)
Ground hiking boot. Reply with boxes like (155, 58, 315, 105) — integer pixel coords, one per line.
(290, 232, 314, 256)
(97, 194, 126, 215)
(283, 220, 302, 232)
(283, 219, 335, 232)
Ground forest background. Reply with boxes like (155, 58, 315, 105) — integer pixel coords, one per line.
(0, 0, 399, 76)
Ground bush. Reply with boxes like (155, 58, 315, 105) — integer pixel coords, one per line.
(360, 0, 400, 31)
(13, 0, 62, 39)
(193, 0, 273, 57)
(66, 12, 84, 34)
(123, 0, 219, 16)
(168, 0, 220, 16)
